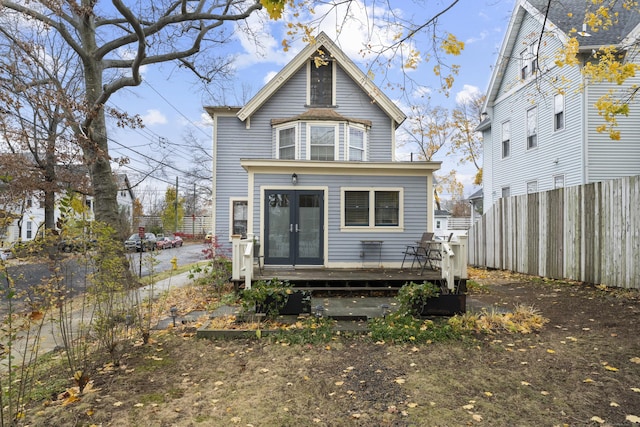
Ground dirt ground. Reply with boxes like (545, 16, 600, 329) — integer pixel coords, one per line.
(23, 269, 640, 427)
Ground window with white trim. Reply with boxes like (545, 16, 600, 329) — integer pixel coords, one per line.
(526, 180, 538, 194)
(520, 41, 538, 79)
(347, 125, 366, 161)
(554, 94, 565, 131)
(26, 221, 32, 239)
(526, 107, 537, 149)
(502, 121, 510, 158)
(308, 124, 337, 160)
(276, 126, 296, 159)
(553, 175, 565, 189)
(342, 188, 402, 229)
(501, 187, 510, 198)
(230, 199, 248, 238)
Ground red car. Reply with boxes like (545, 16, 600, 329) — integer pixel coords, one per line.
(169, 235, 183, 247)
(156, 237, 174, 249)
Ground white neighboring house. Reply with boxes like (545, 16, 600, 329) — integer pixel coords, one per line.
(116, 174, 135, 230)
(0, 173, 135, 246)
(479, 0, 640, 213)
(433, 210, 450, 238)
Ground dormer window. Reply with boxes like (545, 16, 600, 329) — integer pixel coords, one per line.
(309, 50, 334, 106)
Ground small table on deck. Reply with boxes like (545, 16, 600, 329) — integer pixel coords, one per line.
(361, 240, 383, 267)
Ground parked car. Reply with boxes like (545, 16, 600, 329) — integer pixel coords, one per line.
(0, 245, 14, 261)
(57, 237, 97, 253)
(169, 235, 183, 247)
(124, 233, 157, 252)
(156, 237, 174, 250)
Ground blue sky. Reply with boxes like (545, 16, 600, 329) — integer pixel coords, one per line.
(109, 0, 516, 205)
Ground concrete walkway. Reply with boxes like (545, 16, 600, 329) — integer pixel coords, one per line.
(1, 271, 195, 372)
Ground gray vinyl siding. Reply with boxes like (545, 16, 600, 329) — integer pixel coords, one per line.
(585, 69, 640, 183)
(255, 64, 394, 161)
(252, 173, 429, 265)
(213, 115, 261, 244)
(485, 10, 587, 211)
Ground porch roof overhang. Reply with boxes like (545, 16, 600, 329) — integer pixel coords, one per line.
(240, 159, 441, 176)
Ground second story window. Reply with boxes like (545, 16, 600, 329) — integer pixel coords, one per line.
(502, 121, 510, 158)
(553, 175, 565, 189)
(501, 186, 510, 198)
(527, 180, 538, 194)
(554, 94, 565, 131)
(347, 126, 366, 161)
(309, 52, 333, 106)
(277, 126, 297, 159)
(527, 107, 537, 149)
(308, 124, 337, 161)
(520, 41, 538, 79)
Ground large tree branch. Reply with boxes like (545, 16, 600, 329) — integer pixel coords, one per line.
(0, 0, 88, 62)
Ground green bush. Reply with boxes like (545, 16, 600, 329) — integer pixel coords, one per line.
(240, 278, 293, 317)
(396, 281, 440, 315)
(368, 311, 463, 344)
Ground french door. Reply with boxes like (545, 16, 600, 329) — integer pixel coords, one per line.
(264, 190, 324, 266)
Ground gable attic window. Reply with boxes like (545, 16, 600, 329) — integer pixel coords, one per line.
(309, 50, 334, 106)
(520, 41, 538, 79)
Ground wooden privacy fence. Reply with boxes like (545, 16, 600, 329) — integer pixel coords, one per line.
(468, 175, 640, 289)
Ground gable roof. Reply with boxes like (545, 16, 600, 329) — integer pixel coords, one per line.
(237, 32, 406, 126)
(484, 0, 640, 109)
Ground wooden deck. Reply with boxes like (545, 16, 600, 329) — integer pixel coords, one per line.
(251, 267, 466, 295)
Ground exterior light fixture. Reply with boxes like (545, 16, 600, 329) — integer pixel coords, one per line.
(380, 303, 390, 318)
(291, 173, 298, 185)
(170, 306, 178, 327)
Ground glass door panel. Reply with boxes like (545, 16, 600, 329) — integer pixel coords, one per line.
(266, 192, 291, 261)
(264, 190, 323, 266)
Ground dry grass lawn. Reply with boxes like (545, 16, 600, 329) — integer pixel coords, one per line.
(21, 269, 640, 426)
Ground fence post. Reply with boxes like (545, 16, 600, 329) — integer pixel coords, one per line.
(231, 234, 241, 281)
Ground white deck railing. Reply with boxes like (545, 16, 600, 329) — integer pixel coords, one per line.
(230, 233, 468, 292)
(438, 235, 468, 291)
(231, 234, 254, 290)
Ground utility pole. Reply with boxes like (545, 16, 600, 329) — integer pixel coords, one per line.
(192, 182, 196, 237)
(174, 176, 178, 233)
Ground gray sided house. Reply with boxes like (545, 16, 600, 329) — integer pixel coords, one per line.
(479, 0, 640, 213)
(207, 32, 440, 268)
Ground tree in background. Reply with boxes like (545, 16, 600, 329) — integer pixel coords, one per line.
(161, 187, 184, 234)
(449, 92, 485, 186)
(0, 0, 466, 231)
(0, 26, 86, 232)
(132, 199, 144, 230)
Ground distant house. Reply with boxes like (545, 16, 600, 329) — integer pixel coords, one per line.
(116, 174, 135, 231)
(479, 0, 640, 213)
(433, 210, 450, 237)
(0, 170, 135, 245)
(206, 32, 441, 268)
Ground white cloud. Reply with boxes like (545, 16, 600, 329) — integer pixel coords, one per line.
(232, 1, 408, 71)
(263, 71, 278, 85)
(141, 109, 167, 126)
(466, 30, 489, 45)
(455, 84, 481, 104)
